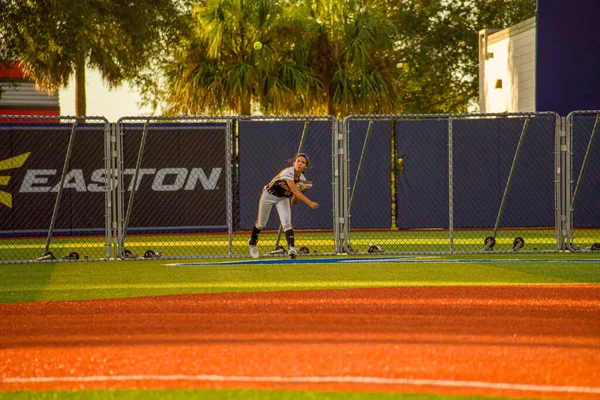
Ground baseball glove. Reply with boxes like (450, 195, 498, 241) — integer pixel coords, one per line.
(296, 180, 313, 191)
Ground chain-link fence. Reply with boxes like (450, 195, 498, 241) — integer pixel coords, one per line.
(2, 111, 598, 263)
(116, 116, 232, 259)
(235, 115, 337, 257)
(341, 113, 560, 254)
(115, 115, 337, 260)
(566, 111, 600, 252)
(0, 115, 110, 262)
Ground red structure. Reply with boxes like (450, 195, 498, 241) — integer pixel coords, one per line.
(0, 62, 60, 119)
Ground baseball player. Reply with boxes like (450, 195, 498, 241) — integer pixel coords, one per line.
(248, 153, 319, 259)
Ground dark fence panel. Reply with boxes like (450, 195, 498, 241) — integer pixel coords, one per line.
(453, 116, 556, 229)
(571, 114, 600, 228)
(0, 117, 109, 262)
(120, 123, 227, 232)
(395, 119, 449, 229)
(238, 119, 334, 231)
(346, 120, 392, 229)
(0, 123, 106, 234)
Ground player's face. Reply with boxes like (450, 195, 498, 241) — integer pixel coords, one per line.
(293, 156, 308, 171)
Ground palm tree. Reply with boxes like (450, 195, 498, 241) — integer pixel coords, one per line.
(0, 0, 183, 116)
(296, 0, 400, 117)
(161, 0, 399, 117)
(162, 0, 322, 116)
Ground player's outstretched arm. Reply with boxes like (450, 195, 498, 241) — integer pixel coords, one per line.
(287, 179, 318, 210)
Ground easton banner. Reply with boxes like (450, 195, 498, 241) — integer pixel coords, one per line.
(0, 124, 106, 234)
(0, 123, 227, 234)
(120, 123, 227, 232)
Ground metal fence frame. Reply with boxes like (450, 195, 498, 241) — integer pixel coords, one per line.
(341, 112, 562, 255)
(114, 116, 234, 260)
(2, 111, 599, 263)
(112, 115, 338, 260)
(233, 115, 340, 258)
(565, 110, 600, 252)
(0, 115, 111, 263)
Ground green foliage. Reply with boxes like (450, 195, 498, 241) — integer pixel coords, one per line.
(303, 0, 400, 117)
(0, 0, 535, 116)
(160, 0, 323, 115)
(158, 0, 534, 116)
(392, 0, 536, 113)
(0, 0, 186, 114)
(159, 0, 400, 117)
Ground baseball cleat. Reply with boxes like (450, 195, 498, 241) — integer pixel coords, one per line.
(288, 247, 298, 259)
(248, 239, 260, 258)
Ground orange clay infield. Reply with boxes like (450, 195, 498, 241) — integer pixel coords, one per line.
(1, 285, 600, 399)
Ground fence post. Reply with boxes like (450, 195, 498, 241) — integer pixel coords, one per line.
(105, 123, 115, 260)
(448, 117, 454, 253)
(225, 118, 234, 256)
(560, 116, 569, 251)
(337, 118, 350, 253)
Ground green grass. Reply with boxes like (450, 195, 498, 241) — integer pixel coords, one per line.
(1, 254, 597, 400)
(1, 253, 598, 304)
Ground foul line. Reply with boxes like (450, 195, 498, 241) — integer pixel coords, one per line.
(167, 257, 600, 267)
(3, 374, 600, 394)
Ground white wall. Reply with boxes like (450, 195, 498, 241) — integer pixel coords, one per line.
(479, 17, 536, 113)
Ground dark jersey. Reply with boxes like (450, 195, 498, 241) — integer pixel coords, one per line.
(265, 166, 306, 198)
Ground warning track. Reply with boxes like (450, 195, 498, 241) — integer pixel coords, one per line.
(1, 285, 599, 399)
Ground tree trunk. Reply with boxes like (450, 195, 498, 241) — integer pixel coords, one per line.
(75, 55, 86, 116)
(327, 88, 335, 117)
(238, 93, 251, 115)
(241, 96, 251, 115)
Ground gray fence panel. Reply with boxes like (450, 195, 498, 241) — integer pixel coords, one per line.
(342, 115, 451, 254)
(237, 116, 336, 256)
(117, 117, 231, 259)
(452, 114, 558, 252)
(567, 111, 600, 251)
(346, 120, 392, 229)
(396, 119, 449, 230)
(343, 113, 559, 255)
(453, 118, 501, 228)
(0, 116, 110, 263)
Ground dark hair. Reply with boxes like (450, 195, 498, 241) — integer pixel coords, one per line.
(288, 153, 310, 168)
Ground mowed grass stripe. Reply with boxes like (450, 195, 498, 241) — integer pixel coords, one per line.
(0, 281, 527, 291)
(1, 256, 598, 303)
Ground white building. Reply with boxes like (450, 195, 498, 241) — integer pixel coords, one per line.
(478, 17, 536, 113)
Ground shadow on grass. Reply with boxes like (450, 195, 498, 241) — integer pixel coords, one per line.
(0, 263, 57, 304)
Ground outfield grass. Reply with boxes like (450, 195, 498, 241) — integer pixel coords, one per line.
(1, 254, 598, 400)
(1, 253, 598, 304)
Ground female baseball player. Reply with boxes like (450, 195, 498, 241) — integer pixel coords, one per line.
(248, 153, 319, 259)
